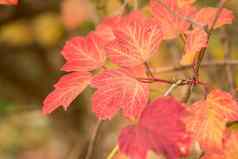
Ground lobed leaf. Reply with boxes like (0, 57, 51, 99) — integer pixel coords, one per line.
(118, 97, 190, 159)
(106, 11, 163, 67)
(91, 68, 148, 120)
(43, 72, 92, 114)
(194, 7, 234, 29)
(180, 28, 208, 65)
(61, 32, 106, 72)
(150, 0, 197, 39)
(185, 89, 238, 153)
(202, 131, 238, 159)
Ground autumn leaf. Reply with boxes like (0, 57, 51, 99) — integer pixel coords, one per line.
(95, 16, 122, 45)
(180, 28, 208, 65)
(106, 11, 163, 67)
(194, 7, 234, 29)
(185, 89, 238, 153)
(0, 0, 18, 5)
(150, 0, 197, 39)
(61, 32, 106, 72)
(43, 72, 92, 114)
(90, 68, 149, 120)
(118, 97, 190, 159)
(202, 131, 238, 159)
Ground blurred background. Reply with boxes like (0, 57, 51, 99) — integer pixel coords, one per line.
(0, 0, 238, 159)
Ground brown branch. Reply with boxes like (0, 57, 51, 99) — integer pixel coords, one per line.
(194, 0, 228, 79)
(149, 60, 238, 74)
(85, 120, 103, 159)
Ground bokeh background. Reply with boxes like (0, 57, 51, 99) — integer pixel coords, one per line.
(0, 0, 238, 159)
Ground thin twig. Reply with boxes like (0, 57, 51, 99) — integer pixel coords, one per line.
(112, 0, 129, 16)
(85, 120, 103, 159)
(144, 62, 155, 79)
(164, 80, 184, 96)
(106, 146, 119, 159)
(148, 60, 238, 74)
(194, 0, 228, 79)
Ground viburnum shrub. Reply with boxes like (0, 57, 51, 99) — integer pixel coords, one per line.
(43, 0, 238, 159)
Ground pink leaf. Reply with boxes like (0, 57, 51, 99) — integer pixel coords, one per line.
(180, 28, 208, 65)
(95, 16, 122, 45)
(61, 32, 106, 72)
(106, 11, 163, 67)
(118, 97, 190, 159)
(91, 68, 149, 120)
(150, 0, 197, 39)
(194, 7, 234, 29)
(43, 72, 92, 114)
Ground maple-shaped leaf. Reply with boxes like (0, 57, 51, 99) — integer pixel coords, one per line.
(106, 11, 163, 67)
(43, 72, 92, 114)
(202, 131, 238, 159)
(180, 28, 208, 65)
(118, 97, 190, 159)
(95, 16, 122, 45)
(90, 68, 149, 120)
(194, 7, 234, 29)
(0, 0, 18, 5)
(61, 32, 106, 72)
(150, 0, 197, 39)
(185, 89, 238, 152)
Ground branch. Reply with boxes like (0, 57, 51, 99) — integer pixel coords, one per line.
(85, 120, 103, 159)
(148, 60, 238, 74)
(164, 80, 184, 96)
(194, 0, 228, 79)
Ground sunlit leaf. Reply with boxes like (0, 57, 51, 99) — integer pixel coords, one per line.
(61, 32, 106, 72)
(106, 11, 163, 67)
(43, 72, 92, 114)
(185, 89, 238, 152)
(180, 28, 208, 65)
(90, 68, 148, 120)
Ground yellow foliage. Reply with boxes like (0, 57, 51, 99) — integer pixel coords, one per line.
(32, 13, 64, 47)
(0, 21, 33, 46)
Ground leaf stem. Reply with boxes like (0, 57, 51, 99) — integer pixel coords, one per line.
(85, 120, 103, 159)
(193, 0, 228, 79)
(164, 80, 183, 96)
(106, 145, 119, 159)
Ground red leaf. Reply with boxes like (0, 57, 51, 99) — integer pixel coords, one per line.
(95, 16, 122, 45)
(43, 72, 92, 114)
(184, 89, 238, 152)
(150, 0, 197, 39)
(194, 7, 234, 29)
(91, 68, 149, 120)
(0, 0, 17, 5)
(180, 28, 208, 65)
(61, 32, 106, 72)
(106, 11, 163, 67)
(118, 97, 190, 159)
